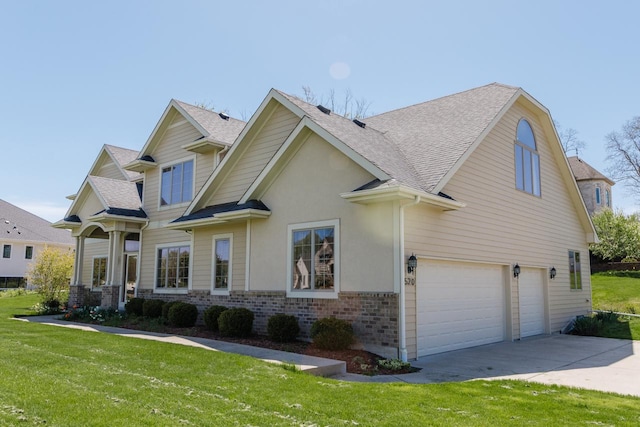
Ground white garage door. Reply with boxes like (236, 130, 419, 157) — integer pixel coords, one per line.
(416, 260, 506, 357)
(519, 268, 545, 338)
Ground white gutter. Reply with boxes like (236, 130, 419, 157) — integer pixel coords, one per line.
(399, 195, 421, 362)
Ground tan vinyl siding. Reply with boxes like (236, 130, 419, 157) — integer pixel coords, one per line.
(250, 133, 395, 293)
(76, 192, 105, 221)
(405, 283, 417, 357)
(209, 105, 299, 205)
(191, 224, 246, 292)
(96, 161, 124, 181)
(405, 100, 591, 340)
(142, 113, 216, 222)
(82, 238, 109, 288)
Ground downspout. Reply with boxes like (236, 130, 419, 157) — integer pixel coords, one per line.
(399, 195, 421, 362)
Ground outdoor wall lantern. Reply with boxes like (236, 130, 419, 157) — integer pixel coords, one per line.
(513, 263, 521, 278)
(550, 266, 557, 280)
(407, 254, 418, 274)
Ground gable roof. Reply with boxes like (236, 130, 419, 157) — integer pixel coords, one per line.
(567, 156, 615, 185)
(365, 83, 521, 193)
(104, 145, 140, 180)
(132, 99, 246, 161)
(0, 199, 73, 245)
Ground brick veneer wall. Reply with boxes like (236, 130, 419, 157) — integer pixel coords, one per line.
(137, 289, 398, 354)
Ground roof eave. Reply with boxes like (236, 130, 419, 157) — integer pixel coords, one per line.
(87, 212, 149, 224)
(51, 220, 81, 229)
(181, 138, 228, 154)
(166, 209, 271, 230)
(341, 186, 465, 210)
(123, 159, 157, 173)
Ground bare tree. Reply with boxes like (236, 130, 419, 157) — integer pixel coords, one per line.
(554, 120, 586, 155)
(606, 116, 640, 194)
(301, 86, 372, 119)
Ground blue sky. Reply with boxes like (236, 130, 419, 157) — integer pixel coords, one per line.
(1, 1, 638, 221)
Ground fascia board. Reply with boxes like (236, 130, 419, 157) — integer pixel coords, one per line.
(341, 186, 465, 210)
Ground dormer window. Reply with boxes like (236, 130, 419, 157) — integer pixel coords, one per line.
(514, 119, 541, 196)
(160, 159, 194, 206)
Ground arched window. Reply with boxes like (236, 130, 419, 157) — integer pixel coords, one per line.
(514, 119, 541, 196)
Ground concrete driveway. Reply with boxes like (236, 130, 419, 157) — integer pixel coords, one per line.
(335, 334, 640, 397)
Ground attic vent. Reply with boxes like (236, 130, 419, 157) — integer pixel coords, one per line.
(219, 112, 230, 121)
(316, 105, 331, 115)
(353, 119, 366, 128)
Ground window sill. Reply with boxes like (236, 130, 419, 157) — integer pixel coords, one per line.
(154, 288, 189, 295)
(211, 288, 230, 296)
(286, 290, 338, 299)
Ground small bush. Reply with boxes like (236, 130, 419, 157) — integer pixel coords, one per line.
(162, 300, 181, 321)
(143, 299, 165, 318)
(203, 305, 228, 332)
(218, 307, 254, 337)
(571, 315, 603, 336)
(267, 313, 300, 342)
(125, 298, 145, 317)
(167, 302, 199, 328)
(43, 298, 60, 312)
(310, 317, 354, 350)
(378, 358, 411, 371)
(595, 311, 619, 322)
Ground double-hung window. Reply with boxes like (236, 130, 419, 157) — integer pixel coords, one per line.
(2, 245, 11, 259)
(212, 234, 232, 293)
(287, 219, 339, 298)
(160, 159, 194, 206)
(92, 257, 107, 288)
(156, 243, 190, 290)
(514, 119, 541, 196)
(25, 246, 33, 260)
(569, 250, 582, 290)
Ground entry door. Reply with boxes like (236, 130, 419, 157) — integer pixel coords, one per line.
(121, 254, 137, 308)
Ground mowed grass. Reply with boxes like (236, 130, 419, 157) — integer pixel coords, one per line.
(0, 294, 639, 426)
(589, 272, 640, 340)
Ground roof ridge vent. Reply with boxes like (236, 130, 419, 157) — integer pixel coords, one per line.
(316, 105, 331, 115)
(219, 112, 230, 121)
(353, 119, 366, 128)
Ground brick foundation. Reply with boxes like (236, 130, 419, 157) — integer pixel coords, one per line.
(136, 289, 399, 357)
(68, 285, 85, 307)
(101, 285, 120, 309)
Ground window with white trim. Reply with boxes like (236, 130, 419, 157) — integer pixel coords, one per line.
(160, 159, 193, 206)
(25, 246, 33, 260)
(288, 220, 339, 297)
(156, 244, 190, 289)
(569, 250, 582, 290)
(213, 234, 232, 292)
(514, 119, 541, 196)
(92, 257, 107, 288)
(2, 245, 11, 259)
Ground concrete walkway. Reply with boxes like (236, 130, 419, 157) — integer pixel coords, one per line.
(15, 315, 346, 377)
(18, 316, 640, 396)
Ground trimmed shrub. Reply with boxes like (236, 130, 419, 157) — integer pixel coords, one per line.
(310, 317, 355, 350)
(267, 313, 300, 342)
(218, 307, 254, 337)
(142, 299, 165, 318)
(125, 298, 145, 317)
(203, 305, 228, 332)
(167, 302, 199, 327)
(162, 300, 181, 320)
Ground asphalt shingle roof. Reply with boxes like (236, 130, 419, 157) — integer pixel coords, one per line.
(172, 200, 269, 223)
(567, 156, 615, 185)
(104, 145, 140, 180)
(88, 176, 144, 213)
(174, 100, 246, 146)
(0, 199, 74, 245)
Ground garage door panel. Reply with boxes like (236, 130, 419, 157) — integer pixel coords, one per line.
(417, 260, 506, 357)
(519, 268, 545, 337)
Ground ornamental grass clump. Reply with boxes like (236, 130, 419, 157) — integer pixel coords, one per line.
(203, 305, 228, 332)
(571, 315, 603, 336)
(218, 307, 254, 337)
(267, 313, 300, 342)
(310, 317, 354, 350)
(142, 299, 165, 319)
(167, 302, 199, 328)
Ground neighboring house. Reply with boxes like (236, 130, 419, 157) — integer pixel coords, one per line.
(0, 199, 74, 288)
(55, 83, 596, 360)
(567, 156, 614, 216)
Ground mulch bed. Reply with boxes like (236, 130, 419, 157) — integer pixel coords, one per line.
(118, 321, 418, 376)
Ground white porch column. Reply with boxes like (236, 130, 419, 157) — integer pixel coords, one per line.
(72, 235, 85, 286)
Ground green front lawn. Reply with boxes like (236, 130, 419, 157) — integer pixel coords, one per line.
(0, 293, 639, 426)
(591, 272, 640, 314)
